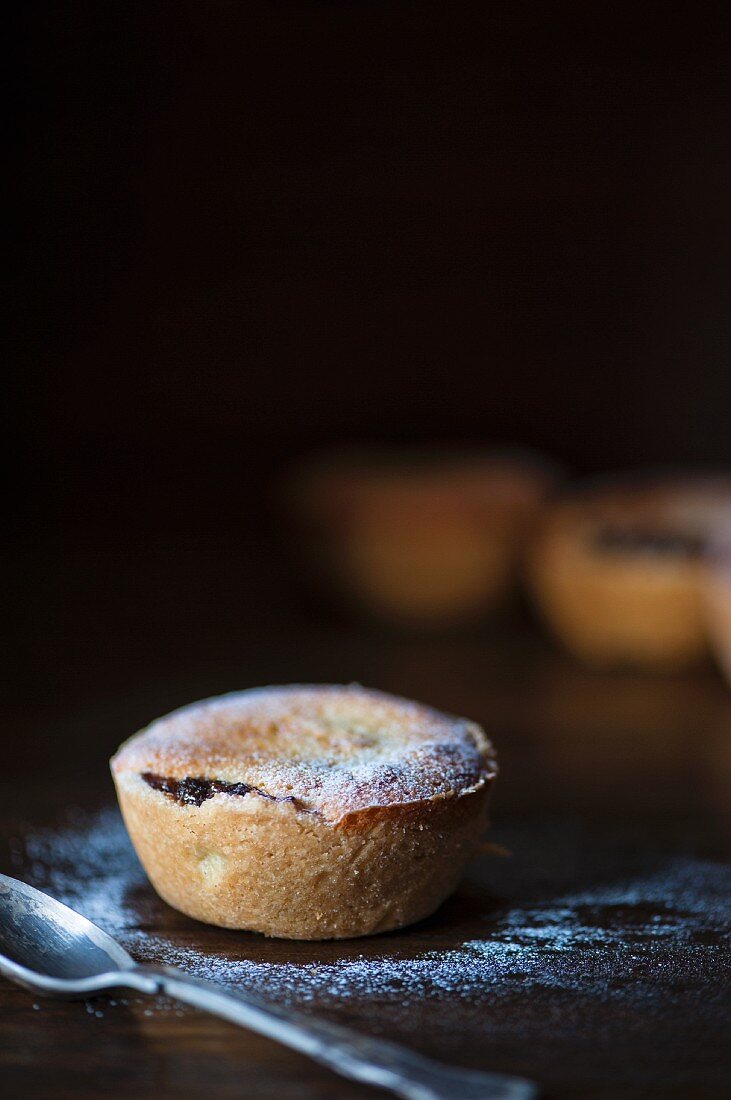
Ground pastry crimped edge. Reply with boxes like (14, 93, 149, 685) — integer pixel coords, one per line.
(111, 685, 496, 939)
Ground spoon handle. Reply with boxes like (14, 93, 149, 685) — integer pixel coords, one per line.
(122, 964, 536, 1100)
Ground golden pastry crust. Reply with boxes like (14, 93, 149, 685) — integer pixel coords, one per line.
(527, 475, 731, 671)
(111, 685, 496, 938)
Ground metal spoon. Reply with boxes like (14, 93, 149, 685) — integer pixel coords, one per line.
(0, 874, 536, 1100)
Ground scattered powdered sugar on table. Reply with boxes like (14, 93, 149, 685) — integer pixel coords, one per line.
(10, 807, 730, 1036)
(19, 808, 143, 939)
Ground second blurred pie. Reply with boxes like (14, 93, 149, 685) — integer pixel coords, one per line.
(527, 473, 731, 671)
(702, 518, 731, 688)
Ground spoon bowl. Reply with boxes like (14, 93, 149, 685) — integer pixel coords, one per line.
(0, 874, 134, 995)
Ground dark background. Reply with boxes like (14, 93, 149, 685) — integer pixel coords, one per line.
(6, 9, 731, 1095)
(9, 1, 731, 774)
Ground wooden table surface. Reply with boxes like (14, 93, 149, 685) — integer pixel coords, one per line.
(2, 626, 730, 1099)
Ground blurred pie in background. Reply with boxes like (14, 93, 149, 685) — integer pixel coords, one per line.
(703, 517, 731, 688)
(527, 473, 731, 671)
(286, 447, 557, 629)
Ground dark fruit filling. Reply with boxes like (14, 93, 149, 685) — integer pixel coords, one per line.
(591, 526, 706, 559)
(141, 772, 296, 808)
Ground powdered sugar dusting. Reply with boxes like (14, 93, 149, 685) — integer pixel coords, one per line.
(8, 808, 730, 1042)
(112, 686, 495, 822)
